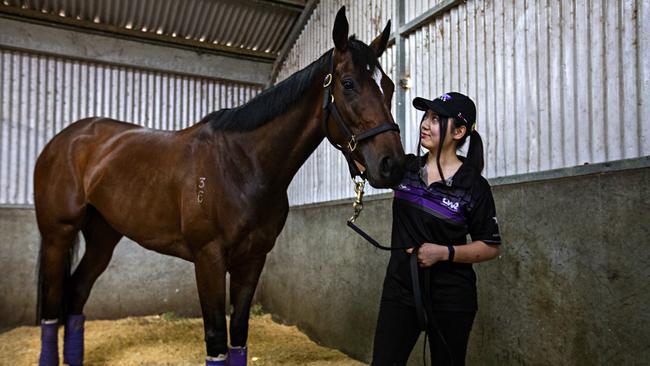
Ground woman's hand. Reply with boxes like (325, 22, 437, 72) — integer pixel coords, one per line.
(406, 243, 448, 267)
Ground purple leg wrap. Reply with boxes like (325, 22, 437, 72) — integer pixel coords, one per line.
(206, 358, 226, 366)
(226, 347, 247, 366)
(63, 314, 85, 366)
(39, 321, 59, 366)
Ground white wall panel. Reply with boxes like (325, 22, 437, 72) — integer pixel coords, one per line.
(279, 0, 649, 206)
(0, 48, 262, 205)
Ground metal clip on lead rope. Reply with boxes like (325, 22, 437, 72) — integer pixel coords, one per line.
(346, 179, 392, 251)
(348, 178, 366, 223)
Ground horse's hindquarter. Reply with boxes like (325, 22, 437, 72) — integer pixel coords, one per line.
(34, 118, 142, 231)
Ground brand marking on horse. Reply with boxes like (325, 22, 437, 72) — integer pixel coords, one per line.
(197, 177, 206, 203)
(442, 197, 459, 211)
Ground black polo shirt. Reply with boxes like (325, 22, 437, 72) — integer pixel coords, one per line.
(381, 153, 501, 312)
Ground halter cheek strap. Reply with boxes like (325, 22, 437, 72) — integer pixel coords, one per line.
(321, 52, 400, 178)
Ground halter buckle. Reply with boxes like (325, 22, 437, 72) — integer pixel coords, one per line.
(323, 74, 332, 88)
(347, 135, 358, 152)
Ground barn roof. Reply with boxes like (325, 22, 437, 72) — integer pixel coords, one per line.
(0, 0, 315, 64)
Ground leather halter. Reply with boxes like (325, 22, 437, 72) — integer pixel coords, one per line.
(321, 52, 400, 178)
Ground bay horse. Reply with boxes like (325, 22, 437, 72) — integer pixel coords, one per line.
(34, 7, 404, 366)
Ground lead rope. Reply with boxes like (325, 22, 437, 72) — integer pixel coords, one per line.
(347, 179, 454, 366)
(345, 179, 431, 366)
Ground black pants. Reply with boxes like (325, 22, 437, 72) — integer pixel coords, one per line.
(371, 299, 476, 366)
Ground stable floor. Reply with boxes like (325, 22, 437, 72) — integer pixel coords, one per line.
(0, 313, 365, 365)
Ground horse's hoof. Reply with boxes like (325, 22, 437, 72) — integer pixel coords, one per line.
(226, 346, 247, 366)
(206, 355, 227, 366)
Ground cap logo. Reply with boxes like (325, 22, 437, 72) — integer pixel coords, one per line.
(457, 112, 469, 126)
(439, 93, 452, 101)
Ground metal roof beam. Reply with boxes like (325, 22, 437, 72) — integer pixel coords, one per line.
(398, 0, 460, 37)
(0, 17, 271, 85)
(0, 4, 277, 61)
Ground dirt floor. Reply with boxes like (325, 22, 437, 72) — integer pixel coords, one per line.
(0, 312, 366, 366)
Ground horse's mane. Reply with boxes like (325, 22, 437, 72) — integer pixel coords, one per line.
(204, 37, 378, 132)
(203, 50, 331, 132)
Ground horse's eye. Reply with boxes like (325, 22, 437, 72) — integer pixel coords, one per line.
(342, 79, 354, 90)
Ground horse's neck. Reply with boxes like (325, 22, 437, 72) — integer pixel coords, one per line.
(249, 78, 327, 190)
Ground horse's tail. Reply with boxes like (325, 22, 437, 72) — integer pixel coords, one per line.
(36, 236, 79, 324)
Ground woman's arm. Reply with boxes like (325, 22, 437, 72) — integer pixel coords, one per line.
(406, 241, 499, 267)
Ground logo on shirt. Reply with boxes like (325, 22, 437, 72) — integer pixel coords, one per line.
(441, 197, 459, 211)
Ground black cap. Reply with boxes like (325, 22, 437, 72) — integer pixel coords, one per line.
(413, 92, 476, 129)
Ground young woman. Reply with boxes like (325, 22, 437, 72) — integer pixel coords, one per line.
(371, 92, 501, 366)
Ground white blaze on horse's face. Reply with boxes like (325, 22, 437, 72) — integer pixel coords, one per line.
(367, 64, 384, 95)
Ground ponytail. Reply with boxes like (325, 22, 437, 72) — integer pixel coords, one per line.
(465, 128, 484, 173)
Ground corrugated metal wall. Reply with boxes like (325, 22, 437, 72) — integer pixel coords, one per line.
(0, 48, 262, 205)
(280, 0, 398, 205)
(403, 0, 649, 178)
(282, 0, 650, 206)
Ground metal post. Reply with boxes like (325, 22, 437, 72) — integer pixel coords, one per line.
(395, 0, 407, 147)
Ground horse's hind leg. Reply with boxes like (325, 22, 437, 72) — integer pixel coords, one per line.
(61, 208, 122, 366)
(69, 208, 122, 314)
(38, 224, 81, 366)
(228, 254, 267, 365)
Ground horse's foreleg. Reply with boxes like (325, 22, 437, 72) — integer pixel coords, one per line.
(194, 243, 228, 365)
(228, 254, 267, 366)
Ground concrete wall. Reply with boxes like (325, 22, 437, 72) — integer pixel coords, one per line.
(256, 164, 650, 365)
(0, 207, 201, 326)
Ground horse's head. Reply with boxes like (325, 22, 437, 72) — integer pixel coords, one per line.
(324, 6, 405, 189)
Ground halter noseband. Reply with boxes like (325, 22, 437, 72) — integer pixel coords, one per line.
(321, 52, 400, 178)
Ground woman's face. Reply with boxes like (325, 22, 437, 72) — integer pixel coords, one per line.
(420, 110, 453, 151)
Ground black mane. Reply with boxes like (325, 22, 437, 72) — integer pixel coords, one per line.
(203, 36, 380, 132)
(204, 50, 332, 132)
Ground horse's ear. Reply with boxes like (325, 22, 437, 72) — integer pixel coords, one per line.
(332, 6, 349, 52)
(370, 20, 391, 58)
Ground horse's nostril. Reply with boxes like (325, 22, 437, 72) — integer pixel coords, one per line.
(379, 155, 405, 182)
(380, 156, 394, 178)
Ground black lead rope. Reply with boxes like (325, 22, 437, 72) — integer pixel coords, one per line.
(346, 183, 444, 366)
(350, 215, 454, 366)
